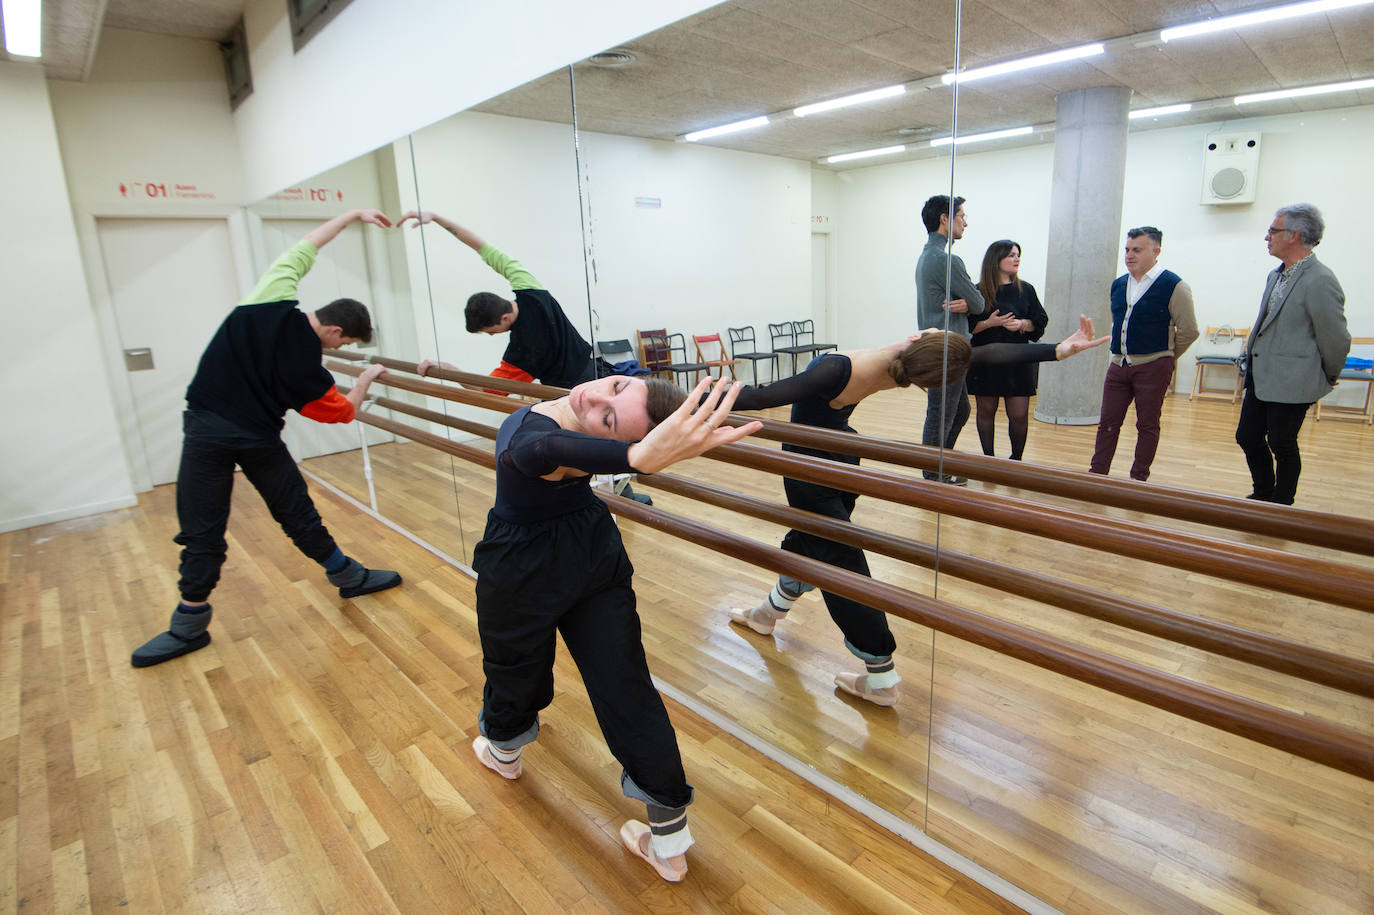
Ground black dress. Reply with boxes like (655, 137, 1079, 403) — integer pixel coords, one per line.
(966, 281, 1049, 397)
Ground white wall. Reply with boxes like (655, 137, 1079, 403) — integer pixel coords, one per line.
(833, 107, 1371, 395)
(0, 62, 137, 532)
(396, 110, 812, 407)
(235, 0, 730, 200)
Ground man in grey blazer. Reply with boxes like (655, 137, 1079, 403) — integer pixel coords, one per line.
(1237, 203, 1350, 505)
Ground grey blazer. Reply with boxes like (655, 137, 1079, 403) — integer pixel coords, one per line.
(1247, 255, 1349, 403)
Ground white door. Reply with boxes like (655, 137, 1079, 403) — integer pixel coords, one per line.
(811, 232, 832, 344)
(98, 218, 241, 485)
(259, 219, 393, 460)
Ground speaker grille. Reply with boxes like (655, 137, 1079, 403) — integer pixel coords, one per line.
(1210, 167, 1246, 199)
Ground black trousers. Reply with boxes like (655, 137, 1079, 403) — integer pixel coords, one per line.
(1235, 376, 1311, 505)
(780, 476, 897, 660)
(175, 410, 337, 601)
(473, 503, 691, 808)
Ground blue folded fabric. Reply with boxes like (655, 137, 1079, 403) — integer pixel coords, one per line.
(1345, 357, 1373, 370)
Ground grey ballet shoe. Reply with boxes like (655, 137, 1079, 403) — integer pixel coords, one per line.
(326, 556, 402, 598)
(131, 604, 213, 668)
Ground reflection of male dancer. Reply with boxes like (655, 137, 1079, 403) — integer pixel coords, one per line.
(728, 320, 1106, 706)
(399, 210, 604, 389)
(132, 210, 402, 668)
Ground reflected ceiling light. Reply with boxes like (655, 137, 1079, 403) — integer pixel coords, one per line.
(1235, 77, 1374, 104)
(3, 0, 42, 57)
(1129, 103, 1194, 119)
(930, 126, 1034, 147)
(941, 44, 1103, 85)
(824, 145, 906, 163)
(683, 116, 770, 142)
(1160, 0, 1374, 42)
(795, 85, 906, 117)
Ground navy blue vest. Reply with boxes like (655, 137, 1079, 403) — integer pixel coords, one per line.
(1110, 270, 1181, 356)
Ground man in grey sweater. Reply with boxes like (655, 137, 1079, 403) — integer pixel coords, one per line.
(915, 194, 985, 483)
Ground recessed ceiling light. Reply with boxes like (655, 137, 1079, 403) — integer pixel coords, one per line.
(825, 145, 906, 163)
(683, 116, 770, 142)
(3, 0, 42, 58)
(1161, 0, 1374, 42)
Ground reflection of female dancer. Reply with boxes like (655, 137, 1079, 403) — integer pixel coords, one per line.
(472, 374, 759, 883)
(729, 320, 1105, 707)
(968, 240, 1050, 460)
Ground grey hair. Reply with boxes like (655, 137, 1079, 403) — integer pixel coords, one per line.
(1275, 203, 1324, 247)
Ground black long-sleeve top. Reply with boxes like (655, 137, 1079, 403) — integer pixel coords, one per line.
(492, 406, 636, 523)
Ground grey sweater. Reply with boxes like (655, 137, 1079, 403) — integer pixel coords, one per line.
(915, 231, 984, 338)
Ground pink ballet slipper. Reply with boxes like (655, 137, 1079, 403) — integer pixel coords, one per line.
(472, 736, 522, 780)
(619, 820, 688, 882)
(833, 672, 898, 708)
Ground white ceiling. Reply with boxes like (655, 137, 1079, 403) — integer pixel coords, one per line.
(8, 0, 1373, 167)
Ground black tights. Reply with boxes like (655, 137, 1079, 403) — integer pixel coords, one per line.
(975, 395, 1030, 460)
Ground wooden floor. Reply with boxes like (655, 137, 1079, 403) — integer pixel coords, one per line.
(0, 476, 1020, 912)
(5, 391, 1372, 913)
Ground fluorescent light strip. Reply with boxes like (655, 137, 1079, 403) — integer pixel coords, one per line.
(3, 0, 42, 58)
(1235, 77, 1374, 104)
(942, 43, 1103, 85)
(795, 84, 906, 117)
(683, 115, 770, 142)
(1161, 0, 1374, 42)
(825, 145, 906, 163)
(930, 126, 1034, 147)
(1129, 103, 1194, 119)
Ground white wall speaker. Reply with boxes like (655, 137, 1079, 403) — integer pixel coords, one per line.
(1201, 131, 1261, 205)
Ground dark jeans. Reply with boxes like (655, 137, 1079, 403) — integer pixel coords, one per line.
(175, 410, 338, 601)
(779, 477, 897, 660)
(1089, 356, 1175, 481)
(1235, 376, 1311, 505)
(473, 504, 691, 809)
(921, 378, 970, 480)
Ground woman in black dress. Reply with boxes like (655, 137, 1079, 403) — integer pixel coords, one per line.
(967, 240, 1050, 460)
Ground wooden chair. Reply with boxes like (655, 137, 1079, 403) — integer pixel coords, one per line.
(636, 328, 671, 378)
(693, 332, 741, 380)
(1189, 325, 1250, 403)
(727, 326, 778, 385)
(1314, 337, 1374, 424)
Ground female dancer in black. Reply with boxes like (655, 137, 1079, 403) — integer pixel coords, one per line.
(968, 240, 1051, 460)
(729, 319, 1105, 706)
(471, 374, 760, 882)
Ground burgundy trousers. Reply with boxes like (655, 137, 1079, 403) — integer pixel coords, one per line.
(1089, 356, 1175, 482)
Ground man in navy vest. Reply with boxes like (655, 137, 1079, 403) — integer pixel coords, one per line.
(1089, 226, 1199, 481)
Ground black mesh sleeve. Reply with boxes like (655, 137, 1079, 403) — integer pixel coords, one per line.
(970, 342, 1058, 366)
(501, 426, 634, 477)
(732, 355, 851, 411)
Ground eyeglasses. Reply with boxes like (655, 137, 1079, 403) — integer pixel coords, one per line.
(1265, 225, 1293, 237)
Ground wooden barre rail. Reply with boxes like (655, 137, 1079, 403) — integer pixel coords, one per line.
(332, 359, 1374, 610)
(328, 354, 1374, 556)
(704, 441, 1374, 613)
(342, 391, 1374, 697)
(636, 473, 1374, 699)
(602, 491, 1374, 781)
(733, 416, 1374, 557)
(338, 406, 1374, 778)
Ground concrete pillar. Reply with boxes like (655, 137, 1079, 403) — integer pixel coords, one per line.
(1035, 86, 1131, 425)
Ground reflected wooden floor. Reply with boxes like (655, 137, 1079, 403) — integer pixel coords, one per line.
(0, 484, 1017, 913)
(308, 390, 1374, 914)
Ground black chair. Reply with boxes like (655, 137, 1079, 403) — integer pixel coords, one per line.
(769, 321, 812, 376)
(643, 332, 710, 390)
(789, 318, 837, 363)
(596, 338, 635, 362)
(727, 326, 777, 385)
